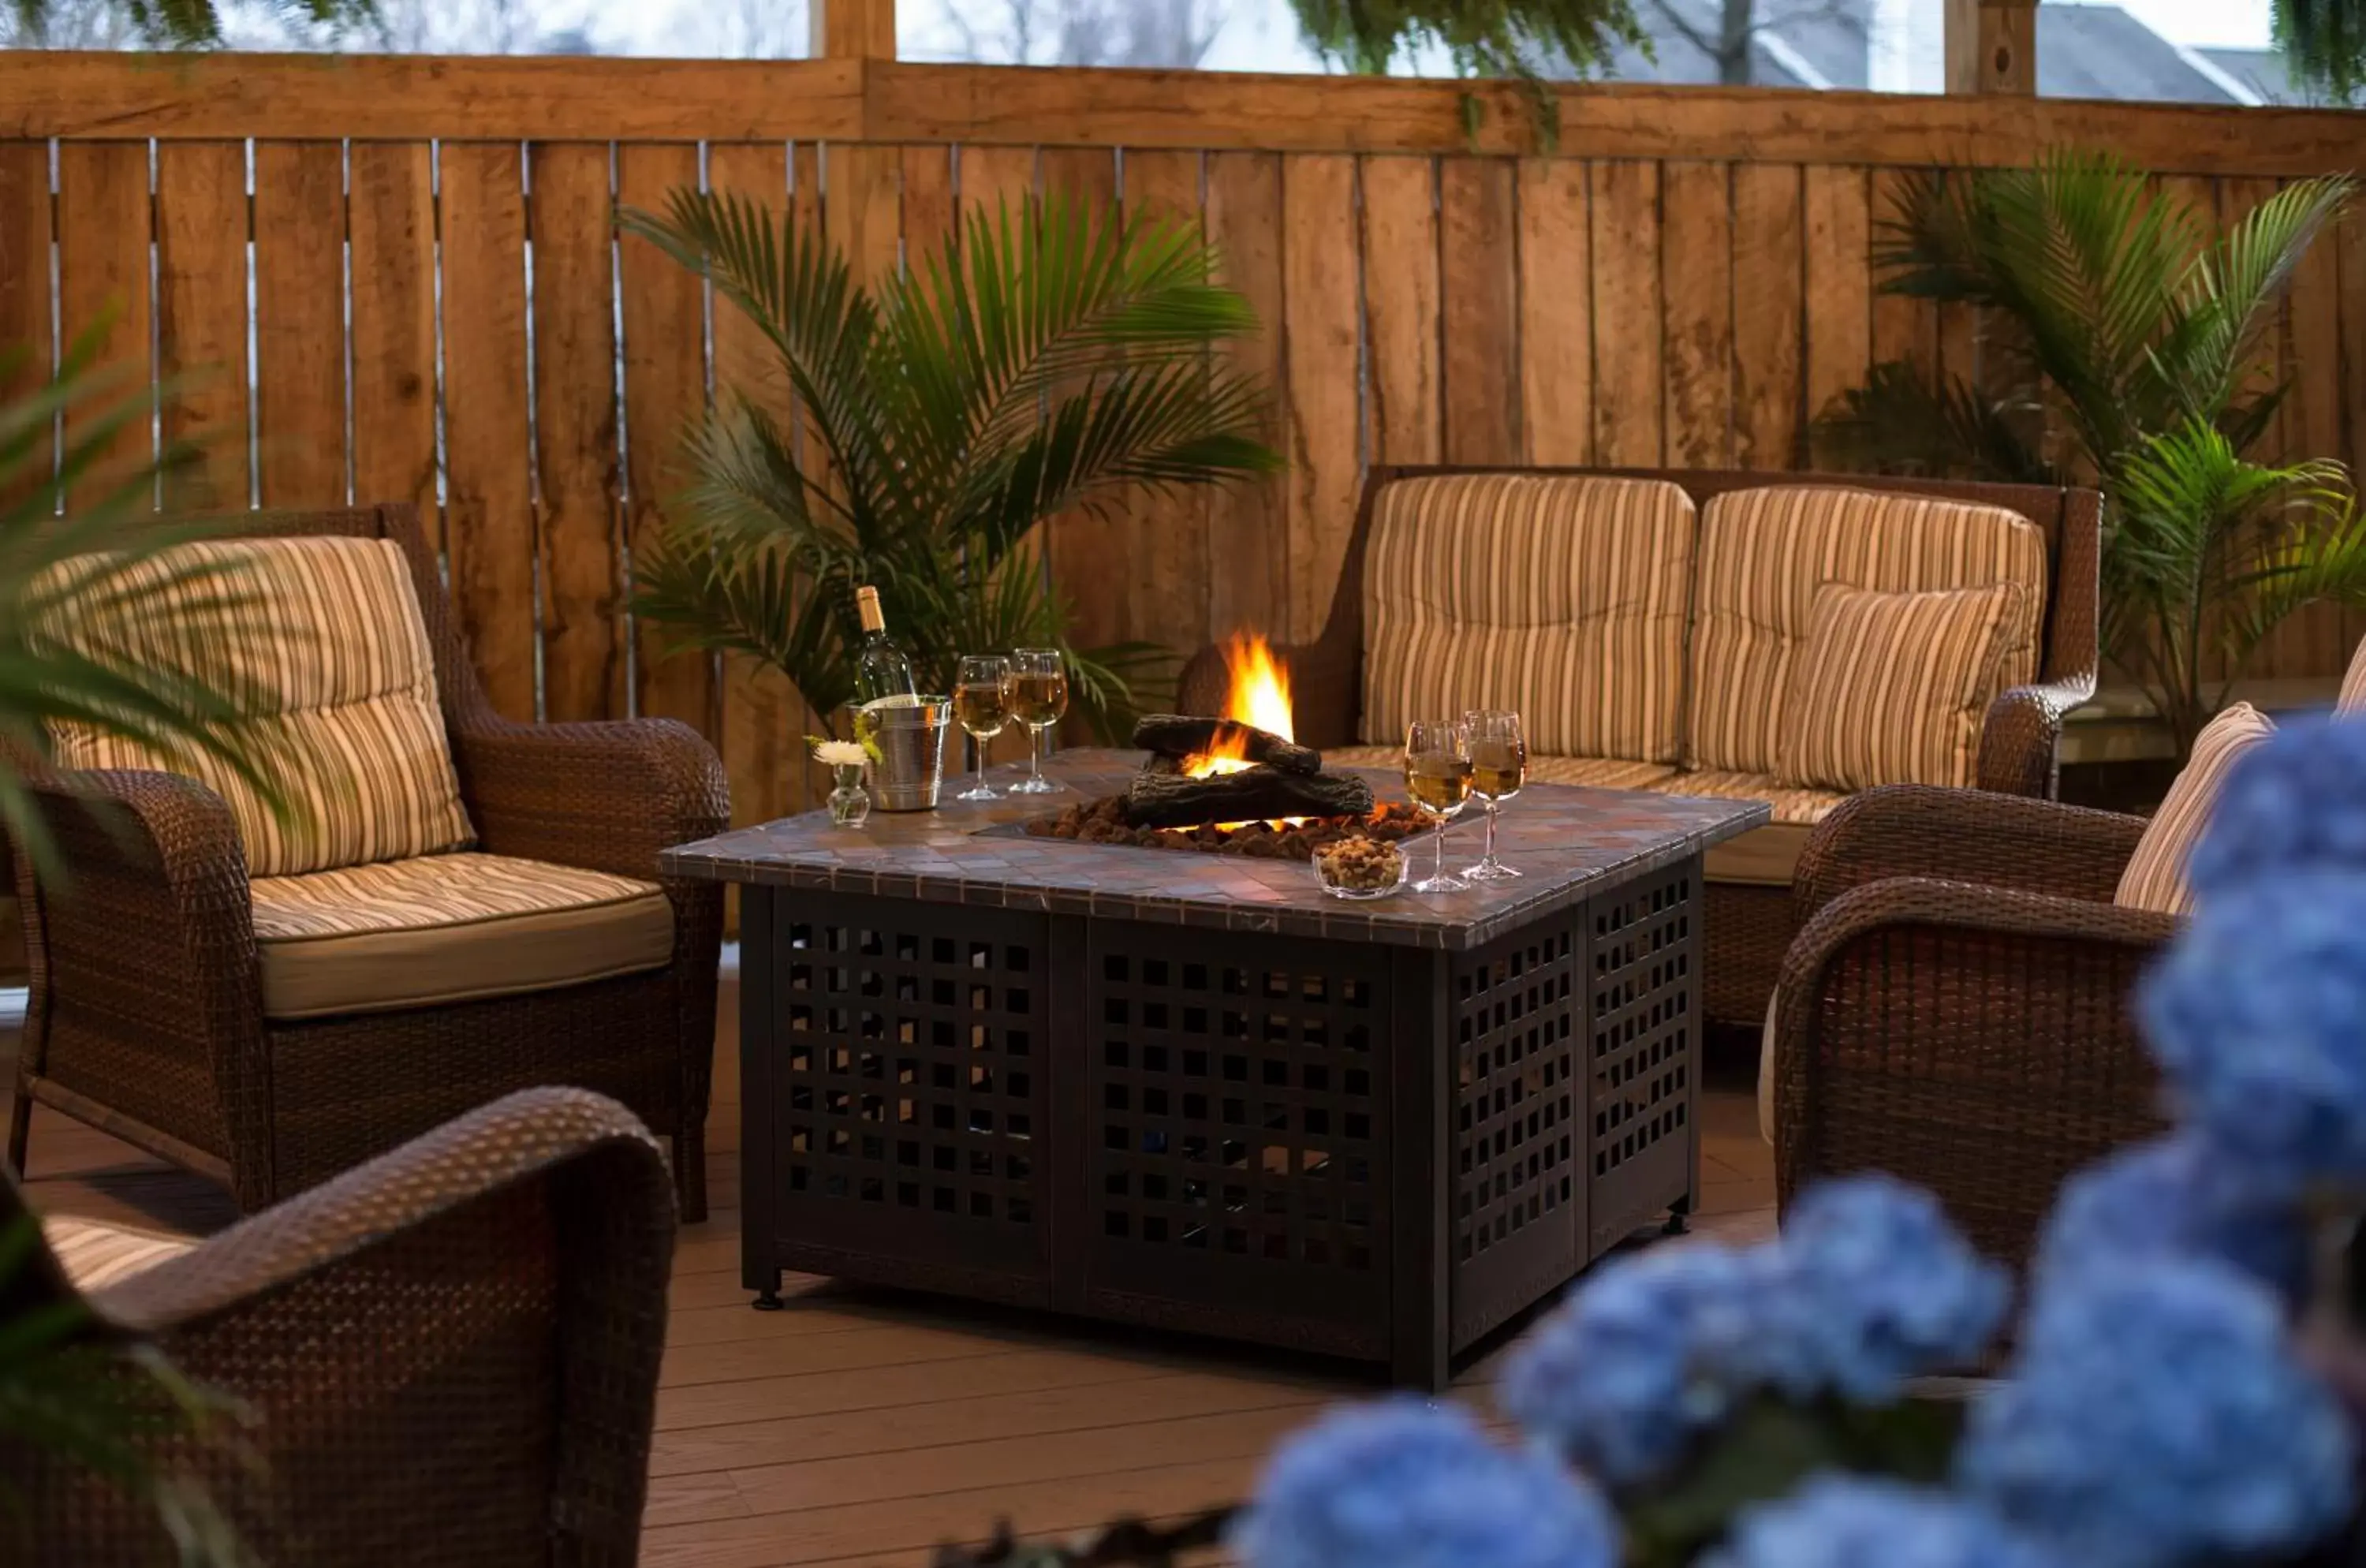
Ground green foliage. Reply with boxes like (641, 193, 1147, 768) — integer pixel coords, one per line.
(620, 189, 1281, 741)
(2276, 0, 2366, 103)
(1812, 149, 2361, 752)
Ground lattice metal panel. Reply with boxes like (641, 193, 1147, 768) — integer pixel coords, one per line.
(1587, 864, 1700, 1251)
(1449, 915, 1584, 1349)
(1084, 927, 1393, 1354)
(771, 896, 1049, 1287)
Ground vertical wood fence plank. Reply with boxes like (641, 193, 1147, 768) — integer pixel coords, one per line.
(1802, 165, 1872, 444)
(0, 142, 53, 511)
(55, 141, 153, 495)
(154, 141, 249, 509)
(348, 142, 439, 541)
(1440, 156, 1518, 465)
(618, 140, 715, 734)
(1732, 162, 1803, 470)
(251, 140, 346, 506)
(1868, 166, 1938, 382)
(957, 144, 1036, 228)
(1360, 154, 1439, 467)
(899, 142, 957, 279)
(1590, 159, 1662, 468)
(1116, 146, 1210, 663)
(528, 140, 622, 724)
(1280, 152, 1360, 646)
(1517, 158, 1590, 466)
(1039, 145, 1129, 661)
(1660, 159, 1733, 469)
(438, 140, 539, 720)
(1204, 149, 1287, 642)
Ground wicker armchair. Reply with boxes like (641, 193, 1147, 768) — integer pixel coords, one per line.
(1770, 785, 2175, 1265)
(4, 503, 728, 1220)
(2, 1087, 672, 1566)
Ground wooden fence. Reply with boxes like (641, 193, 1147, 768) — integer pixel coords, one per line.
(3, 54, 2364, 828)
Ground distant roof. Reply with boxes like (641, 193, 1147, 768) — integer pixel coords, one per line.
(2037, 5, 2243, 103)
(2200, 45, 2301, 103)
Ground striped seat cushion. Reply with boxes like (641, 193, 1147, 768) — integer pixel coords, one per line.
(2115, 703, 2275, 917)
(1323, 745, 1677, 793)
(1685, 487, 2047, 777)
(1777, 581, 2027, 792)
(39, 1214, 196, 1291)
(249, 853, 674, 1019)
(44, 535, 473, 878)
(1359, 475, 1697, 763)
(1644, 767, 1847, 828)
(2341, 633, 2366, 713)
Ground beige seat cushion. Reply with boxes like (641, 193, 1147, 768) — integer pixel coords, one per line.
(1706, 823, 1816, 888)
(1686, 486, 2048, 777)
(2114, 703, 2275, 917)
(1325, 745, 1677, 792)
(1359, 474, 1698, 763)
(44, 534, 474, 877)
(1778, 581, 2028, 793)
(2341, 633, 2366, 714)
(250, 853, 674, 1020)
(1644, 767, 1847, 829)
(40, 1214, 196, 1291)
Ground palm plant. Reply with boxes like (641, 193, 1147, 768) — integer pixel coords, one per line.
(1813, 148, 2363, 754)
(620, 190, 1281, 741)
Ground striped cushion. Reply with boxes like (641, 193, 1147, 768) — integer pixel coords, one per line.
(1644, 768, 1846, 828)
(2115, 703, 2275, 917)
(1359, 475, 1697, 763)
(2341, 634, 2366, 713)
(250, 853, 674, 1019)
(39, 1215, 196, 1290)
(1323, 745, 1677, 792)
(1777, 582, 2025, 792)
(1686, 487, 2047, 775)
(44, 535, 473, 878)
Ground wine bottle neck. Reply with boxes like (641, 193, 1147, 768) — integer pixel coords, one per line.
(856, 586, 886, 634)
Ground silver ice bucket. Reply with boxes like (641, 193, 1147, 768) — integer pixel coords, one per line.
(860, 696, 951, 811)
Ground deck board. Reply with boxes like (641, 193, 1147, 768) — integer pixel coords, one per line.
(7, 964, 1774, 1566)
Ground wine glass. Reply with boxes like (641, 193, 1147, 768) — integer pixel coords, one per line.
(954, 655, 1013, 801)
(1463, 709, 1527, 881)
(1402, 717, 1474, 895)
(1007, 648, 1070, 795)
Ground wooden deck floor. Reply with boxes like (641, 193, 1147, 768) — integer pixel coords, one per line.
(8, 961, 1776, 1568)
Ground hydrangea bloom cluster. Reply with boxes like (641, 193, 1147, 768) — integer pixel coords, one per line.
(1957, 1257, 2355, 1568)
(2036, 1131, 2306, 1302)
(1230, 1398, 1614, 1568)
(1707, 1477, 2061, 1568)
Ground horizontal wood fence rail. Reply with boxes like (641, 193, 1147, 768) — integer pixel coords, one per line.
(2, 54, 2363, 838)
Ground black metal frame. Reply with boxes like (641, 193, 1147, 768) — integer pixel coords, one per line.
(741, 859, 1703, 1389)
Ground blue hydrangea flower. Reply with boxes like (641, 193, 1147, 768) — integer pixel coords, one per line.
(2186, 714, 2366, 903)
(1498, 1241, 1774, 1484)
(1957, 1256, 2354, 1568)
(1230, 1398, 1615, 1568)
(1707, 1477, 2062, 1568)
(2037, 1131, 2307, 1304)
(2140, 869, 2366, 1190)
(1771, 1174, 2010, 1398)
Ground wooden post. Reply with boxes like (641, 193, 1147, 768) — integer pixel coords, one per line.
(1945, 0, 2036, 94)
(811, 0, 895, 59)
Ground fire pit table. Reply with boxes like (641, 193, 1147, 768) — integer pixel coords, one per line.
(662, 750, 1767, 1387)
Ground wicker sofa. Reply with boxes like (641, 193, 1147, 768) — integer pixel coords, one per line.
(4, 503, 729, 1219)
(1181, 466, 2103, 1029)
(6, 1087, 672, 1566)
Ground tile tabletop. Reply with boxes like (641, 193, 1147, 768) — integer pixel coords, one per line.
(662, 749, 1768, 951)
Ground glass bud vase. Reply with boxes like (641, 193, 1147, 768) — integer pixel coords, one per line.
(827, 763, 871, 828)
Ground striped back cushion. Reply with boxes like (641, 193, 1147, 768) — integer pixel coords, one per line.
(1777, 582, 2025, 792)
(45, 535, 474, 877)
(1687, 487, 2047, 775)
(1360, 474, 1696, 762)
(2115, 703, 2275, 917)
(2341, 633, 2366, 714)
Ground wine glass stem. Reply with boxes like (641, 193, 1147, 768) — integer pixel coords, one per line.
(977, 736, 989, 793)
(1434, 822, 1446, 883)
(1484, 803, 1499, 868)
(1029, 726, 1044, 783)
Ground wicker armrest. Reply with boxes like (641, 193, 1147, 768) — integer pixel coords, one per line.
(1792, 784, 2147, 924)
(1773, 875, 2175, 1264)
(1178, 636, 1360, 749)
(79, 1088, 674, 1563)
(452, 715, 730, 881)
(1976, 674, 2096, 798)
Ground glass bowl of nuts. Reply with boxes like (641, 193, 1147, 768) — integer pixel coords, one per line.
(1310, 835, 1409, 900)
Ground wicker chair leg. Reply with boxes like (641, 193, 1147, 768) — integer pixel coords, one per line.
(676, 1126, 707, 1224)
(5, 1086, 28, 1178)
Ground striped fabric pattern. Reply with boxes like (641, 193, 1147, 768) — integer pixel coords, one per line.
(1640, 767, 1846, 828)
(2341, 634, 2366, 712)
(45, 536, 473, 878)
(250, 853, 662, 940)
(1777, 582, 2025, 792)
(1360, 475, 1698, 763)
(40, 1215, 195, 1290)
(2115, 703, 2276, 917)
(1686, 487, 2047, 775)
(1324, 745, 1677, 792)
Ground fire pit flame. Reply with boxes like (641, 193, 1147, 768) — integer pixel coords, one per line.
(1184, 635, 1296, 779)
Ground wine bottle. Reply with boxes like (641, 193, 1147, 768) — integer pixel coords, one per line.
(852, 585, 919, 707)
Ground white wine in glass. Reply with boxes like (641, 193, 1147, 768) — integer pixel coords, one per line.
(955, 655, 1012, 802)
(1464, 709, 1527, 880)
(1402, 718, 1473, 894)
(1008, 648, 1070, 795)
